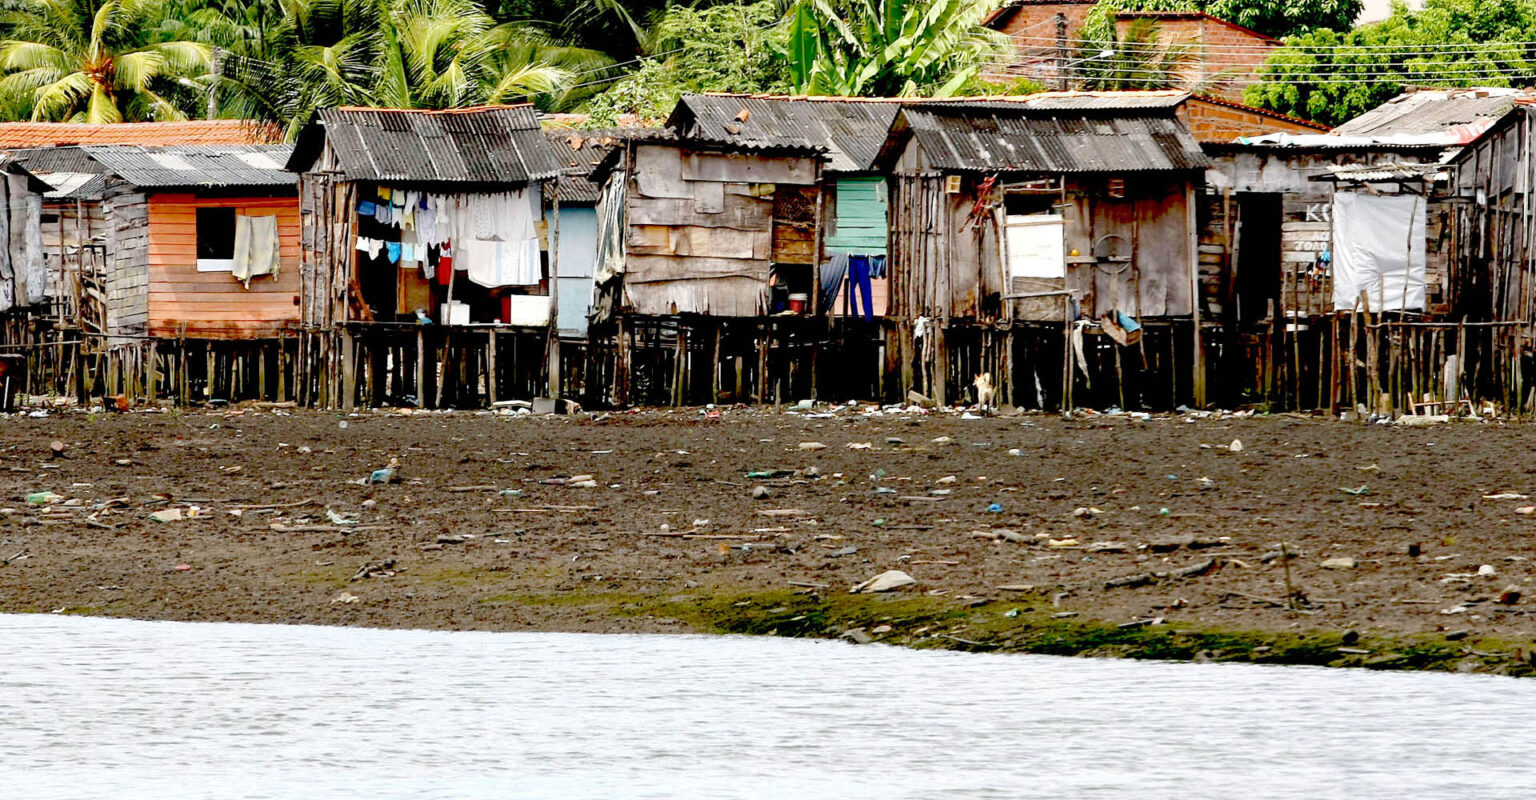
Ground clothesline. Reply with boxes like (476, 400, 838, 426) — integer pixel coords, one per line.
(354, 186, 543, 289)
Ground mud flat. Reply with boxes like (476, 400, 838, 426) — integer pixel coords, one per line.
(2, 406, 1534, 675)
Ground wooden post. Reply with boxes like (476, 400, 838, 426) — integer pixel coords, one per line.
(546, 184, 561, 399)
(341, 330, 357, 412)
(711, 322, 721, 404)
(1061, 295, 1073, 414)
(146, 341, 158, 402)
(1188, 184, 1205, 408)
(487, 329, 499, 405)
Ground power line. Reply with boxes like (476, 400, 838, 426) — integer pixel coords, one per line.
(1002, 31, 1536, 54)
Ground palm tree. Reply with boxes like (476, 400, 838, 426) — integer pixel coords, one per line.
(375, 0, 568, 109)
(783, 0, 1012, 97)
(1074, 19, 1195, 91)
(0, 0, 213, 122)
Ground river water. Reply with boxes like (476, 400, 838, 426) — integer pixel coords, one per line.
(2, 614, 1531, 799)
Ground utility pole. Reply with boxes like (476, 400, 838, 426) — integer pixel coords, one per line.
(1055, 13, 1068, 91)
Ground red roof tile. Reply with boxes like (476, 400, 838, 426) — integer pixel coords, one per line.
(0, 120, 280, 148)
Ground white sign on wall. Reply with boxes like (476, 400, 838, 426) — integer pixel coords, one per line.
(1004, 214, 1066, 280)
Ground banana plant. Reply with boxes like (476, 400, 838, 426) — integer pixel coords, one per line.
(781, 0, 1009, 97)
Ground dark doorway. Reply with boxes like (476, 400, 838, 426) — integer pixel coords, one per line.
(1234, 193, 1282, 325)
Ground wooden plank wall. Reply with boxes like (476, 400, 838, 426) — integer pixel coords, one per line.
(144, 193, 301, 339)
(103, 188, 149, 336)
(623, 144, 779, 317)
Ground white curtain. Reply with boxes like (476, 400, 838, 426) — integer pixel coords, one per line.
(1331, 191, 1426, 312)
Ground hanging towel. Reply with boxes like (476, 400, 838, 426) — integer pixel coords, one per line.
(819, 253, 848, 312)
(232, 214, 280, 289)
(358, 200, 377, 217)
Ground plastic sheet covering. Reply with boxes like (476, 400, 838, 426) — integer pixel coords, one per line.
(592, 175, 627, 286)
(1331, 191, 1426, 312)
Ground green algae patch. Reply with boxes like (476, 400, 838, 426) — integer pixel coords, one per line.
(482, 587, 1536, 677)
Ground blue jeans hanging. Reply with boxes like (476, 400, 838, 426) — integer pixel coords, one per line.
(848, 255, 874, 321)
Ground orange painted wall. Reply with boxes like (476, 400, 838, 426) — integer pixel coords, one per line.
(146, 193, 301, 339)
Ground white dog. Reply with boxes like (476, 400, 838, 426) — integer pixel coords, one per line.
(973, 372, 994, 411)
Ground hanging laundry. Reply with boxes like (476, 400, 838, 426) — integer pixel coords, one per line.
(231, 214, 280, 289)
(358, 199, 377, 217)
(386, 241, 402, 264)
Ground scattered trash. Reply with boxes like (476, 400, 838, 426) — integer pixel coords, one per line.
(1484, 493, 1529, 500)
(1229, 439, 1243, 453)
(325, 508, 360, 526)
(369, 457, 402, 484)
(840, 628, 874, 645)
(1339, 485, 1370, 496)
(149, 508, 184, 523)
(847, 442, 872, 450)
(850, 570, 916, 594)
(1478, 564, 1498, 577)
(1321, 557, 1356, 570)
(986, 503, 1004, 513)
(48, 441, 65, 459)
(172, 563, 192, 572)
(798, 442, 826, 451)
(1008, 448, 1022, 457)
(752, 485, 771, 500)
(1499, 585, 1523, 605)
(25, 491, 62, 506)
(331, 592, 360, 605)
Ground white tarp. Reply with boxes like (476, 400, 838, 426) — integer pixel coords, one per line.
(1003, 214, 1066, 279)
(1331, 191, 1426, 312)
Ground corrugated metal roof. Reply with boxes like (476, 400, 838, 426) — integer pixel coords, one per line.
(671, 92, 1210, 172)
(670, 95, 902, 173)
(8, 145, 103, 176)
(543, 128, 634, 204)
(80, 144, 296, 190)
(289, 105, 562, 184)
(889, 105, 1209, 173)
(1317, 162, 1448, 183)
(964, 91, 1191, 111)
(0, 120, 279, 148)
(1332, 89, 1532, 140)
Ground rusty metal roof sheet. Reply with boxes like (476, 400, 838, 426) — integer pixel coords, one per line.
(543, 128, 635, 204)
(887, 104, 1208, 173)
(669, 95, 902, 173)
(1331, 89, 1533, 141)
(287, 105, 562, 184)
(80, 144, 296, 190)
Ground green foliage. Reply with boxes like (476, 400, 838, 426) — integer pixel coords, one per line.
(1074, 18, 1195, 91)
(582, 1, 788, 125)
(780, 0, 1012, 98)
(1079, 0, 1361, 41)
(0, 0, 214, 122)
(1245, 0, 1536, 126)
(0, 0, 605, 128)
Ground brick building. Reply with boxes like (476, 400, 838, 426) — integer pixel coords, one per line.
(984, 3, 1286, 109)
(982, 1, 1098, 88)
(1113, 11, 1279, 104)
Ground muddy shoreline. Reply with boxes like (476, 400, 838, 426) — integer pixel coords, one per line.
(2, 406, 1534, 675)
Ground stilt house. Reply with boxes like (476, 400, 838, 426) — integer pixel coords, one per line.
(285, 105, 563, 409)
(873, 98, 1209, 408)
(587, 130, 827, 406)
